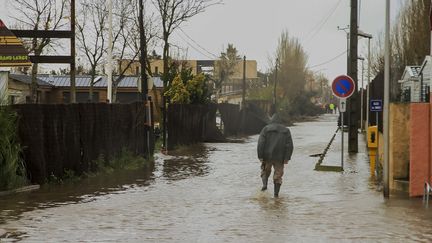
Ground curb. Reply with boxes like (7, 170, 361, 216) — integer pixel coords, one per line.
(0, 185, 40, 197)
(315, 127, 343, 172)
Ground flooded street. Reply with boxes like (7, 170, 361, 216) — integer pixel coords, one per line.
(1, 115, 432, 242)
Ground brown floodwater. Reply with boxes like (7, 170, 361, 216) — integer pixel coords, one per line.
(1, 114, 431, 242)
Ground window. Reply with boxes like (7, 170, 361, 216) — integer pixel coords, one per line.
(155, 66, 159, 74)
(136, 67, 140, 75)
(9, 95, 16, 104)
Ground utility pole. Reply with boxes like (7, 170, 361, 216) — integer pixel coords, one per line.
(242, 56, 246, 105)
(107, 0, 113, 103)
(383, 0, 390, 198)
(70, 0, 76, 103)
(273, 58, 279, 110)
(348, 0, 359, 153)
(139, 0, 148, 101)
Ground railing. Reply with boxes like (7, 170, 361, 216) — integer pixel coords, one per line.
(423, 182, 432, 208)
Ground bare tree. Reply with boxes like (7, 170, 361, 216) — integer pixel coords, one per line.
(152, 0, 221, 148)
(275, 31, 308, 100)
(76, 0, 159, 103)
(370, 0, 431, 100)
(109, 0, 140, 103)
(12, 0, 68, 103)
(129, 1, 160, 102)
(76, 0, 108, 102)
(152, 0, 221, 86)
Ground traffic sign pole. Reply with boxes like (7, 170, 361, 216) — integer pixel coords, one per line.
(339, 98, 347, 170)
(332, 75, 355, 172)
(376, 111, 379, 175)
(370, 99, 382, 177)
(341, 109, 344, 169)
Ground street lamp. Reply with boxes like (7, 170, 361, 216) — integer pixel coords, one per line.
(338, 26, 350, 75)
(358, 30, 372, 132)
(358, 56, 365, 132)
(384, 0, 390, 198)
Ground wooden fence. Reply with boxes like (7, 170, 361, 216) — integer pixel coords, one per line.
(167, 104, 225, 149)
(167, 102, 269, 149)
(13, 102, 154, 184)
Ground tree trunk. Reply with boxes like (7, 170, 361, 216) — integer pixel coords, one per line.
(89, 71, 96, 102)
(112, 83, 118, 103)
(162, 34, 169, 150)
(89, 83, 94, 102)
(151, 87, 161, 120)
(30, 63, 38, 104)
(163, 35, 169, 86)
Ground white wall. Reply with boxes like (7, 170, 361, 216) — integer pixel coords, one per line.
(0, 71, 8, 102)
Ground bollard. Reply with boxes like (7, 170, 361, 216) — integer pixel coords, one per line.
(367, 126, 378, 177)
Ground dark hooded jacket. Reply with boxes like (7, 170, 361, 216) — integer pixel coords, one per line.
(257, 114, 293, 162)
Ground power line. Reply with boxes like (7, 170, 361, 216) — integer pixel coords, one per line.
(308, 50, 347, 69)
(175, 32, 215, 60)
(304, 0, 343, 43)
(178, 27, 219, 59)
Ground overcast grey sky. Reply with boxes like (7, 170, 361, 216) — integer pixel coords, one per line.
(0, 0, 403, 81)
(171, 0, 403, 80)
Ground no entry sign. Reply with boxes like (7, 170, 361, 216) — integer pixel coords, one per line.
(332, 75, 355, 99)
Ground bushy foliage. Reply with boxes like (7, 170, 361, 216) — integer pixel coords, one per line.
(0, 104, 27, 190)
(186, 73, 210, 104)
(165, 72, 211, 105)
(164, 75, 190, 104)
(249, 31, 325, 120)
(281, 91, 325, 117)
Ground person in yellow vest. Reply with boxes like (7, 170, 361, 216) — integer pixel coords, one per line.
(329, 103, 335, 114)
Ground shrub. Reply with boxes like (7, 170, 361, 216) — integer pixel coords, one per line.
(0, 102, 27, 190)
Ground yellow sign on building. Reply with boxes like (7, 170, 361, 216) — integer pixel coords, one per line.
(0, 19, 31, 67)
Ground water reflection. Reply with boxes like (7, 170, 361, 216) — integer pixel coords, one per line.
(252, 190, 288, 212)
(2, 115, 432, 242)
(0, 164, 155, 226)
(162, 144, 211, 181)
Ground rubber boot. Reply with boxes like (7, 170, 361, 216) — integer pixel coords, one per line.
(261, 177, 268, 191)
(274, 181, 281, 198)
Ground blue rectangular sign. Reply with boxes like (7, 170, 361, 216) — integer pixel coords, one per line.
(370, 100, 383, 112)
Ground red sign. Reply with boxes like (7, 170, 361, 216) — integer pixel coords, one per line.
(332, 75, 355, 99)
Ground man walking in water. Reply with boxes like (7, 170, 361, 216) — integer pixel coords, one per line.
(257, 114, 294, 198)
